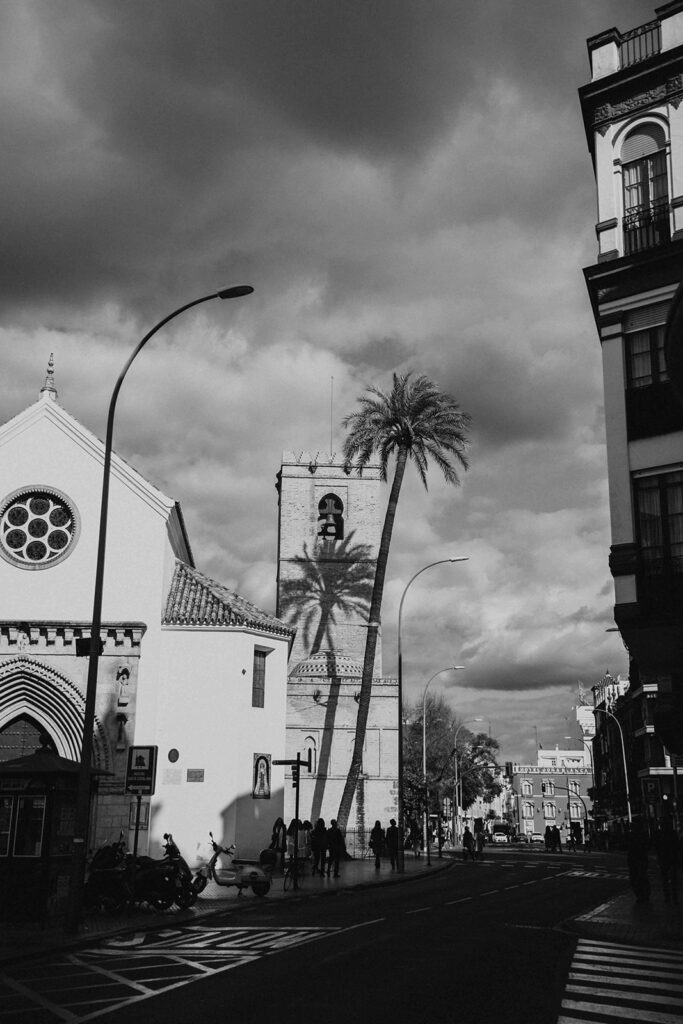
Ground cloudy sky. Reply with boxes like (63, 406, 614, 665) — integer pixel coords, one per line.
(1, 0, 655, 760)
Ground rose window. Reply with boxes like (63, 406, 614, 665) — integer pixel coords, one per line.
(0, 488, 80, 569)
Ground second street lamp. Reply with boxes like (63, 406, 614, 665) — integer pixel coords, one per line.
(65, 285, 253, 934)
(396, 555, 468, 871)
(421, 667, 464, 865)
(593, 706, 632, 824)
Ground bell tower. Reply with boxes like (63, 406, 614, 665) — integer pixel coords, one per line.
(276, 451, 382, 671)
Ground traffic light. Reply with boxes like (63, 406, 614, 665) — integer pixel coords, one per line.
(291, 764, 300, 789)
(505, 762, 513, 779)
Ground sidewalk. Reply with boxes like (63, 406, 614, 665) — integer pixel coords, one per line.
(563, 869, 683, 950)
(0, 850, 451, 966)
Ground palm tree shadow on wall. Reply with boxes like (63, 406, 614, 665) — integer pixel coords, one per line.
(279, 531, 374, 655)
(310, 669, 341, 823)
(280, 532, 374, 818)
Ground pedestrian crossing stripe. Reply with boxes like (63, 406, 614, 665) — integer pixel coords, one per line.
(558, 938, 683, 1024)
(561, 869, 629, 880)
(0, 926, 339, 1024)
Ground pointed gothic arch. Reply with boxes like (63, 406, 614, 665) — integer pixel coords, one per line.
(0, 656, 111, 771)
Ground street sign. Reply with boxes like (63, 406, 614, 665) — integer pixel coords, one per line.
(125, 745, 158, 795)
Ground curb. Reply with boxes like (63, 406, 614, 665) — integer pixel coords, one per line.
(0, 857, 455, 968)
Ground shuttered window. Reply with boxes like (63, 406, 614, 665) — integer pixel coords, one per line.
(252, 649, 266, 708)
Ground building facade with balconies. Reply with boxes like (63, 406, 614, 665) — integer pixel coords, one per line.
(580, 3, 683, 782)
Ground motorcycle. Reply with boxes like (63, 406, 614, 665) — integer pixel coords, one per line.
(128, 832, 199, 910)
(84, 832, 130, 912)
(85, 832, 200, 912)
(195, 832, 273, 897)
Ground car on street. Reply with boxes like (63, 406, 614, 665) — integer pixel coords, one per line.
(530, 832, 544, 844)
(491, 831, 509, 844)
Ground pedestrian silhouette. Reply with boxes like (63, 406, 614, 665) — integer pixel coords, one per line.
(370, 820, 385, 870)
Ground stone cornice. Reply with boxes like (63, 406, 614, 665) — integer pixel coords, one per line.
(592, 73, 683, 134)
(0, 621, 146, 653)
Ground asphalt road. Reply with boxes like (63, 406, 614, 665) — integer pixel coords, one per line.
(1, 851, 634, 1024)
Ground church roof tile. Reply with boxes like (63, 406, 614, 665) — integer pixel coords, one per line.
(163, 560, 294, 639)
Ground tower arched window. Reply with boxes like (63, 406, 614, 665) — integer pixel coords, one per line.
(317, 493, 344, 541)
(304, 735, 317, 775)
(621, 123, 670, 255)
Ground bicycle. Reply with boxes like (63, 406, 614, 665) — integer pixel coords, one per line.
(283, 854, 307, 891)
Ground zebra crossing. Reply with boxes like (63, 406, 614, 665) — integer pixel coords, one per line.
(0, 925, 337, 1023)
(558, 938, 683, 1023)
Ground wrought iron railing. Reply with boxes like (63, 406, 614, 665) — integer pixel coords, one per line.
(623, 198, 670, 255)
(620, 21, 661, 68)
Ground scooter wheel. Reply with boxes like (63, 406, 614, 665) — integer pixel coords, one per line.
(252, 881, 270, 897)
(149, 895, 174, 911)
(174, 887, 197, 909)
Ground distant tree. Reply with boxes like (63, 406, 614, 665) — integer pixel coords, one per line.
(335, 372, 471, 830)
(402, 694, 456, 817)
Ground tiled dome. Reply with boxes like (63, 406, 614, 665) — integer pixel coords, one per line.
(289, 650, 362, 678)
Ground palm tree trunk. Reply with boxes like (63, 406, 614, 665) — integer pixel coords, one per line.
(336, 448, 408, 831)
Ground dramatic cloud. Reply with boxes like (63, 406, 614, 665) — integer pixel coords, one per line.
(0, 0, 652, 757)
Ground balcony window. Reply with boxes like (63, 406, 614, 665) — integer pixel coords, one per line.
(622, 125, 669, 255)
(626, 326, 668, 389)
(634, 470, 683, 604)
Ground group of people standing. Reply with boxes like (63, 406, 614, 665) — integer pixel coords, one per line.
(368, 819, 400, 870)
(544, 825, 564, 852)
(269, 816, 346, 878)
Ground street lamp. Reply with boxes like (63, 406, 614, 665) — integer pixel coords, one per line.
(452, 717, 484, 845)
(593, 706, 632, 825)
(396, 556, 468, 872)
(65, 285, 254, 933)
(421, 667, 464, 864)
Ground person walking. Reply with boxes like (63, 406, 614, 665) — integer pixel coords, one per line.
(551, 825, 562, 853)
(475, 829, 485, 860)
(462, 826, 475, 862)
(544, 825, 552, 852)
(310, 818, 327, 876)
(269, 817, 287, 871)
(626, 818, 650, 903)
(654, 815, 680, 904)
(326, 819, 345, 878)
(386, 818, 399, 871)
(369, 820, 385, 870)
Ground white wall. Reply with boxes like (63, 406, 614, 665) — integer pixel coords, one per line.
(152, 626, 289, 865)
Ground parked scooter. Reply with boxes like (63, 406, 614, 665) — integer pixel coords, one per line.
(196, 832, 273, 897)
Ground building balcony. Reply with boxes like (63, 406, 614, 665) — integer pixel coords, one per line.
(623, 199, 671, 256)
(619, 20, 661, 69)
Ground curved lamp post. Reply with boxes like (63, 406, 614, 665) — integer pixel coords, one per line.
(593, 706, 632, 825)
(421, 667, 464, 864)
(396, 556, 468, 872)
(452, 717, 483, 844)
(65, 285, 253, 933)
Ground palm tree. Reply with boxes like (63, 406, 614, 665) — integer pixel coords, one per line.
(278, 531, 373, 655)
(336, 371, 471, 830)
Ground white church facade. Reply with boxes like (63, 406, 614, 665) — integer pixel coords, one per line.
(0, 365, 294, 896)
